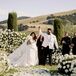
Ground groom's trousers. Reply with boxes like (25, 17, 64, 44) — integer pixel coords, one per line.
(37, 46, 44, 65)
(42, 46, 53, 65)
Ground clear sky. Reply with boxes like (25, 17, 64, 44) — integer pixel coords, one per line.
(0, 0, 76, 21)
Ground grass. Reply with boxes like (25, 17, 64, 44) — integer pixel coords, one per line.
(0, 68, 18, 76)
(0, 65, 57, 76)
(64, 25, 76, 35)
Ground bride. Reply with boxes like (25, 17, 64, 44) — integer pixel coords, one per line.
(8, 32, 39, 67)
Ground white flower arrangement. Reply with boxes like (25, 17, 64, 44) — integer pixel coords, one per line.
(52, 49, 62, 64)
(0, 29, 26, 53)
(57, 54, 76, 75)
(58, 61, 73, 75)
(0, 53, 12, 73)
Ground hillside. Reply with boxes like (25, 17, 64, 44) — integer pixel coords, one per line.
(0, 16, 30, 24)
(17, 9, 76, 25)
(0, 9, 76, 25)
(0, 9, 76, 32)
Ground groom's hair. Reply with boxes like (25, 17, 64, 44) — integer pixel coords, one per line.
(47, 28, 52, 31)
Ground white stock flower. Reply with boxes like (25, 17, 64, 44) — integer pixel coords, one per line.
(65, 69, 68, 73)
(67, 64, 70, 68)
(69, 69, 72, 72)
(59, 59, 62, 62)
(64, 54, 69, 59)
(63, 66, 66, 69)
(58, 64, 62, 68)
(56, 60, 58, 63)
(63, 62, 66, 65)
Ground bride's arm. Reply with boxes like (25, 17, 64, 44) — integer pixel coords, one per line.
(38, 26, 43, 36)
(35, 27, 44, 44)
(37, 26, 44, 39)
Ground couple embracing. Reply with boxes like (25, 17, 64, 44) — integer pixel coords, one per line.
(8, 27, 58, 67)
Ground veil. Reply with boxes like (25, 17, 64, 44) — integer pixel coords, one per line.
(8, 34, 31, 66)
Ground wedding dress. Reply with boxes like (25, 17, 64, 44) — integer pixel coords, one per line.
(8, 35, 38, 67)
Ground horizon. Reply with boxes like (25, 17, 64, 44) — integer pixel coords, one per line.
(0, 0, 76, 21)
(1, 9, 76, 21)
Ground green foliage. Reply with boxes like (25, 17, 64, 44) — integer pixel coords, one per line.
(54, 18, 64, 44)
(7, 12, 18, 31)
(47, 16, 52, 20)
(57, 13, 76, 25)
(47, 14, 55, 20)
(32, 21, 35, 23)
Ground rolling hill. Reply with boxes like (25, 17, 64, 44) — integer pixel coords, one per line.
(0, 9, 76, 32)
(0, 16, 30, 24)
(17, 9, 76, 25)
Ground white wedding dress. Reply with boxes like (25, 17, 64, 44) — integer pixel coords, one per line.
(8, 35, 38, 67)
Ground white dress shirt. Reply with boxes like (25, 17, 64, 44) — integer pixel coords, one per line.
(39, 29, 58, 49)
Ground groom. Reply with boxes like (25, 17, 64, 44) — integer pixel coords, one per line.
(38, 27, 58, 65)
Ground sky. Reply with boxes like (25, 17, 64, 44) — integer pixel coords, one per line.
(0, 0, 76, 21)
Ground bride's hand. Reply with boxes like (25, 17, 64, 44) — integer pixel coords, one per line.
(27, 40, 31, 45)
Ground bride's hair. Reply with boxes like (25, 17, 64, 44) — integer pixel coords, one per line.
(30, 32, 37, 41)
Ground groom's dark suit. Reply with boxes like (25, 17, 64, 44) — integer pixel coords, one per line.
(37, 35, 44, 65)
(40, 33, 58, 65)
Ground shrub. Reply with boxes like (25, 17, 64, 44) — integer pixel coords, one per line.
(7, 12, 18, 31)
(18, 24, 29, 31)
(54, 18, 64, 44)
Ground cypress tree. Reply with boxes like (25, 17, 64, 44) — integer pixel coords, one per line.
(54, 18, 64, 44)
(7, 12, 18, 31)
